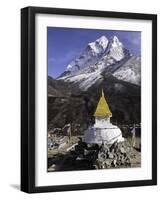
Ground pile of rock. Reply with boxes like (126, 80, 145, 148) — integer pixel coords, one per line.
(69, 138, 140, 170)
(93, 141, 131, 169)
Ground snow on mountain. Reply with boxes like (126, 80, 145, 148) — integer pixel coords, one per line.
(108, 36, 126, 61)
(113, 56, 141, 85)
(57, 35, 141, 90)
(88, 35, 109, 53)
(62, 71, 103, 91)
(66, 36, 109, 74)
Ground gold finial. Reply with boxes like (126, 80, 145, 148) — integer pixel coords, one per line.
(102, 88, 104, 97)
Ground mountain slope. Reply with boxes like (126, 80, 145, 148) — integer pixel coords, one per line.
(113, 56, 141, 85)
(48, 75, 140, 130)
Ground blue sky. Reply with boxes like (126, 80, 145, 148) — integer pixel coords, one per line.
(48, 27, 141, 78)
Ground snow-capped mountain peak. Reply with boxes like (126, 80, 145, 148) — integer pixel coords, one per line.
(88, 35, 109, 51)
(58, 35, 140, 90)
(108, 36, 125, 61)
(112, 36, 123, 47)
(65, 36, 109, 74)
(87, 36, 108, 56)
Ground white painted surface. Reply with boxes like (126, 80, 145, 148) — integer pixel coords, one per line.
(84, 127, 124, 144)
(94, 117, 111, 127)
(0, 0, 160, 199)
(84, 117, 124, 144)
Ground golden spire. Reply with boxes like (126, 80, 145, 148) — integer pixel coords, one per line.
(101, 88, 104, 97)
(94, 89, 112, 117)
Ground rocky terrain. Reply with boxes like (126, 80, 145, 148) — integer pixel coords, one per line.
(48, 137, 141, 172)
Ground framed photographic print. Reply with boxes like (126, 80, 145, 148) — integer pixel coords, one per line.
(21, 6, 157, 193)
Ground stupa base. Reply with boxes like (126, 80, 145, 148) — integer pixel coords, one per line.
(84, 126, 124, 145)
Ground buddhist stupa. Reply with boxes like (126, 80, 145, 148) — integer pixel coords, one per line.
(84, 89, 124, 144)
